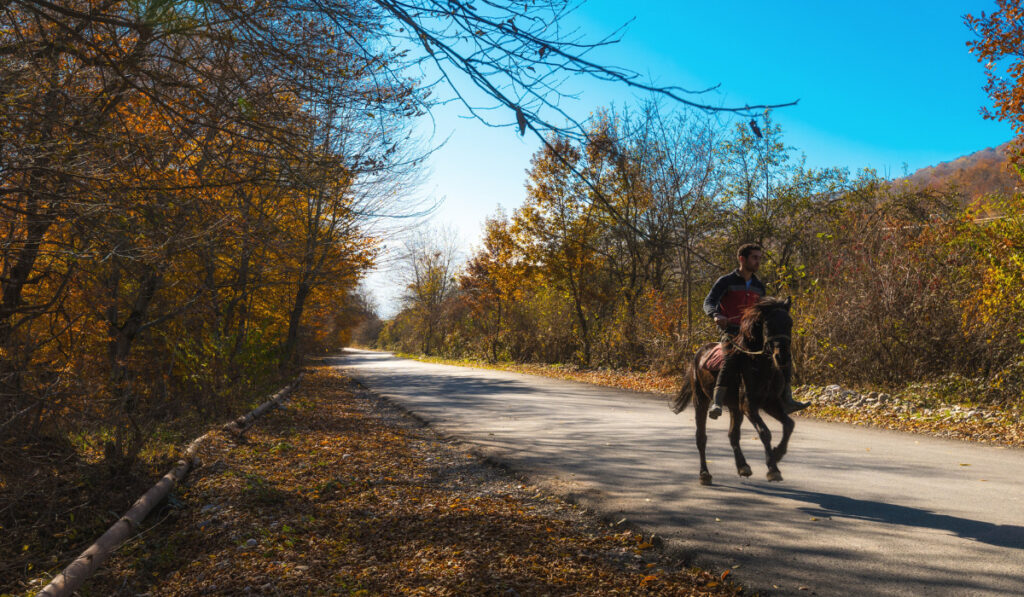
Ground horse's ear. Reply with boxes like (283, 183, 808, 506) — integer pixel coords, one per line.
(784, 296, 792, 310)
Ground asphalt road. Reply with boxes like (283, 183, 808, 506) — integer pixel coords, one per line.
(338, 349, 1024, 596)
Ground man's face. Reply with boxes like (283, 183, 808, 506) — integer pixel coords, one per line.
(739, 250, 762, 273)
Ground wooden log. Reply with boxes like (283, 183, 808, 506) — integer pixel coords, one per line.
(37, 376, 302, 597)
(37, 458, 192, 597)
(223, 376, 302, 433)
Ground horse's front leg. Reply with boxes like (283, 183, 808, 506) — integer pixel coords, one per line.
(764, 401, 795, 464)
(728, 408, 751, 477)
(748, 410, 783, 482)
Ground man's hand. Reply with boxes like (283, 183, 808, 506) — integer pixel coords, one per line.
(713, 314, 728, 330)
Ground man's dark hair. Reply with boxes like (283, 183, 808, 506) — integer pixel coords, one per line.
(737, 243, 762, 259)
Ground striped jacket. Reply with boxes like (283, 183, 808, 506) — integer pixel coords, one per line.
(703, 270, 766, 330)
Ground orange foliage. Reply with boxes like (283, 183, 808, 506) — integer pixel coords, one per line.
(967, 2, 1024, 166)
(0, 0, 415, 460)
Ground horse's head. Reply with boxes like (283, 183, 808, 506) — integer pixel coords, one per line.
(740, 296, 793, 373)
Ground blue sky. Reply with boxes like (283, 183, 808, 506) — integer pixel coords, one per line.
(367, 0, 1013, 315)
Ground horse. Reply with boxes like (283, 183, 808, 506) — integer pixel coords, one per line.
(671, 296, 796, 485)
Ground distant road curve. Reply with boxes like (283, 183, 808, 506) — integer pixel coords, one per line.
(340, 349, 1024, 597)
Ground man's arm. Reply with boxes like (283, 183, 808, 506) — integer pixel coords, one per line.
(703, 275, 730, 319)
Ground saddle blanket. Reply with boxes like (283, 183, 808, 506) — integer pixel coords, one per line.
(699, 343, 725, 373)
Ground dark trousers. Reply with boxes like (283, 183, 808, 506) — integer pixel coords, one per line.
(713, 332, 741, 396)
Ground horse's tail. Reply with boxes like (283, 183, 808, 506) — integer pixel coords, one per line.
(670, 368, 693, 414)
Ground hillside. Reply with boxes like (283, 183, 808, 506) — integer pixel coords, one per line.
(904, 141, 1019, 206)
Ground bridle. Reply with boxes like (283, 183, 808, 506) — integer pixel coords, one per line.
(729, 309, 793, 370)
(727, 305, 796, 382)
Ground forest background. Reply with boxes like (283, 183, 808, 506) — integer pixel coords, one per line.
(3, 0, 1024, 588)
(374, 107, 1024, 405)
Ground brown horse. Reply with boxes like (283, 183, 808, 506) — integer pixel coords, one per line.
(672, 297, 796, 485)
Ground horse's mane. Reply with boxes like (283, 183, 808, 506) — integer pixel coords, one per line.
(739, 296, 789, 343)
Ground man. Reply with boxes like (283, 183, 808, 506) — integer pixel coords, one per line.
(703, 243, 808, 419)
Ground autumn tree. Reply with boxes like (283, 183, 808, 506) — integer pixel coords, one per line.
(394, 228, 462, 355)
(458, 209, 533, 362)
(578, 105, 723, 365)
(637, 104, 724, 353)
(0, 0, 422, 455)
(956, 194, 1024, 377)
(715, 112, 848, 294)
(515, 136, 612, 366)
(966, 1, 1024, 167)
(345, 285, 385, 347)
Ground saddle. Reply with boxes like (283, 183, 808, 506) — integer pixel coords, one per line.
(699, 343, 726, 373)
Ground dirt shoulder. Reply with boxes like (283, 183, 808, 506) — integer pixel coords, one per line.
(60, 366, 745, 596)
(394, 353, 1024, 449)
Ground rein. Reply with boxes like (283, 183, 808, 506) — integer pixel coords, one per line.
(728, 334, 791, 357)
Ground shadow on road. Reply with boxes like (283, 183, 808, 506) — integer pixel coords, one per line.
(732, 484, 1024, 549)
(337, 349, 1024, 595)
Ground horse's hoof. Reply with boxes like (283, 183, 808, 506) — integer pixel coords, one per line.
(766, 470, 783, 482)
(699, 472, 713, 486)
(737, 465, 752, 477)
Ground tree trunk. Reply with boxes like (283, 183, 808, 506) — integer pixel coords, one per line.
(685, 243, 692, 344)
(106, 264, 162, 463)
(283, 279, 312, 366)
(563, 265, 591, 366)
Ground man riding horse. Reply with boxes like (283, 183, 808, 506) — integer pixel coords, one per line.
(703, 243, 809, 419)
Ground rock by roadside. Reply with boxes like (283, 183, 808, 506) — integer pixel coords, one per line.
(796, 385, 1024, 447)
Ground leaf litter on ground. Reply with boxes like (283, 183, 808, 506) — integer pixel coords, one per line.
(85, 366, 746, 596)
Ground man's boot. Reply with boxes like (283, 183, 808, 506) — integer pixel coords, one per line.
(708, 384, 727, 419)
(781, 386, 809, 414)
(709, 341, 738, 420)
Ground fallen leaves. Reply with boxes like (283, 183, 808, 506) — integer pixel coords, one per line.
(86, 366, 744, 596)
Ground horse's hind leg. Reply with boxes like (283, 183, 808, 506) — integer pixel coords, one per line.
(728, 409, 751, 477)
(748, 410, 783, 482)
(693, 374, 713, 485)
(695, 401, 712, 486)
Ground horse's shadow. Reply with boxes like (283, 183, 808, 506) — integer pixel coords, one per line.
(733, 484, 1024, 549)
